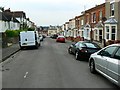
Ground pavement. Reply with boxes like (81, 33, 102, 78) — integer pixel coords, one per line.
(0, 43, 20, 63)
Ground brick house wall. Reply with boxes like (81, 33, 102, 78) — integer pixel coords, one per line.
(84, 3, 105, 40)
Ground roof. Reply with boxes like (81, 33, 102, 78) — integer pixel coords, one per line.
(104, 17, 118, 24)
(80, 26, 84, 29)
(95, 21, 103, 28)
(84, 23, 90, 28)
(0, 12, 8, 21)
(12, 11, 26, 18)
(85, 3, 105, 13)
(13, 17, 20, 23)
(0, 12, 20, 23)
(65, 22, 69, 24)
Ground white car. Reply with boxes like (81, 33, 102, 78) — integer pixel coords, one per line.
(89, 44, 120, 87)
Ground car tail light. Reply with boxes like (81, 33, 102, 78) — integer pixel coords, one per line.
(80, 49, 88, 53)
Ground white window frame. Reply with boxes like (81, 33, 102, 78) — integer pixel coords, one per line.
(111, 26, 116, 40)
(81, 20, 84, 25)
(105, 26, 110, 40)
(94, 29, 98, 40)
(99, 29, 103, 41)
(91, 13, 93, 23)
(93, 13, 96, 23)
(99, 10, 102, 20)
(110, 2, 115, 17)
(105, 24, 117, 41)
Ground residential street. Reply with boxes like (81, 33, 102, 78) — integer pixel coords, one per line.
(2, 38, 118, 88)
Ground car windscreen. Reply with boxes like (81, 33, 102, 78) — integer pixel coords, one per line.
(84, 43, 100, 48)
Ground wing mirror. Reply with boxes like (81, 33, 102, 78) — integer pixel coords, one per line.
(98, 51, 110, 57)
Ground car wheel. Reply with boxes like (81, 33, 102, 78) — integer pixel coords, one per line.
(90, 60, 96, 74)
(75, 51, 80, 60)
(68, 48, 72, 54)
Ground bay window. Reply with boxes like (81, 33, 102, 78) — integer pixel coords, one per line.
(111, 26, 116, 40)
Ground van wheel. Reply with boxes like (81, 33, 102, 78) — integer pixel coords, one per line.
(20, 46, 23, 50)
(35, 42, 39, 49)
(90, 60, 96, 73)
(36, 45, 38, 49)
(39, 43, 40, 46)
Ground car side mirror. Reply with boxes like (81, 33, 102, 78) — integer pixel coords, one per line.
(98, 51, 104, 56)
(98, 51, 110, 57)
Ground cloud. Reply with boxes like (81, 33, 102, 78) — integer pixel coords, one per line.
(0, 0, 105, 26)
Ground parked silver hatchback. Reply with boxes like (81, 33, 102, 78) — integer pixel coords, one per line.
(89, 44, 120, 87)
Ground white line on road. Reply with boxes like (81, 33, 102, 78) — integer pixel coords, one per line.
(24, 72, 28, 78)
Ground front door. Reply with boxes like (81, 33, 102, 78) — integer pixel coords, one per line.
(99, 29, 102, 42)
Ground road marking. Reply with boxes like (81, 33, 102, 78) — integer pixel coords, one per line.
(24, 72, 28, 78)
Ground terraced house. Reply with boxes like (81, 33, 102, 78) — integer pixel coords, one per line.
(77, 14, 85, 38)
(68, 18, 75, 38)
(0, 10, 20, 33)
(62, 0, 120, 44)
(83, 3, 105, 41)
(104, 0, 120, 41)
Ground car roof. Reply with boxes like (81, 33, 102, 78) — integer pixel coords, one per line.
(78, 41, 93, 43)
(58, 36, 65, 37)
(107, 43, 120, 47)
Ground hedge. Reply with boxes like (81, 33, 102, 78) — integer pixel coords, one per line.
(5, 30, 19, 37)
(5, 28, 35, 37)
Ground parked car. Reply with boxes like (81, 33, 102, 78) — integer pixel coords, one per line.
(42, 35, 46, 38)
(39, 35, 44, 41)
(56, 36, 65, 43)
(50, 34, 58, 39)
(89, 44, 120, 87)
(68, 41, 101, 60)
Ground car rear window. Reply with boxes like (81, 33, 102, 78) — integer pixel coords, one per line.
(84, 43, 100, 48)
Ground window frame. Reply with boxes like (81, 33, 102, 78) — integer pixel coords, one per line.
(106, 26, 110, 39)
(110, 3, 115, 16)
(98, 46, 118, 58)
(113, 47, 120, 60)
(111, 26, 116, 40)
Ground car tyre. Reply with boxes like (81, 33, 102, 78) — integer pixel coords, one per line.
(68, 48, 72, 54)
(90, 60, 96, 74)
(75, 51, 80, 60)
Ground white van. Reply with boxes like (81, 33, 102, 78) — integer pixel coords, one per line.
(19, 31, 40, 49)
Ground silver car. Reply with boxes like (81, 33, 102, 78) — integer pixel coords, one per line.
(89, 44, 120, 87)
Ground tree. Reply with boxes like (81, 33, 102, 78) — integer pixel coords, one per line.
(0, 7, 4, 12)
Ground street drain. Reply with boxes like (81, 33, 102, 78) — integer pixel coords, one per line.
(5, 68, 10, 71)
(0, 68, 10, 71)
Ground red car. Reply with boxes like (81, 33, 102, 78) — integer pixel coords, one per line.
(56, 36, 65, 43)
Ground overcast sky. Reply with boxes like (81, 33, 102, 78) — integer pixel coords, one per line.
(0, 0, 105, 26)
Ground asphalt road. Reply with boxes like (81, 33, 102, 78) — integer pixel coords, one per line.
(2, 38, 119, 88)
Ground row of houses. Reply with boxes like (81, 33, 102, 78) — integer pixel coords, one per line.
(0, 8, 36, 33)
(38, 25, 62, 36)
(62, 0, 120, 43)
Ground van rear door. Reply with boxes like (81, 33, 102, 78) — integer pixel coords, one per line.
(20, 31, 36, 46)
